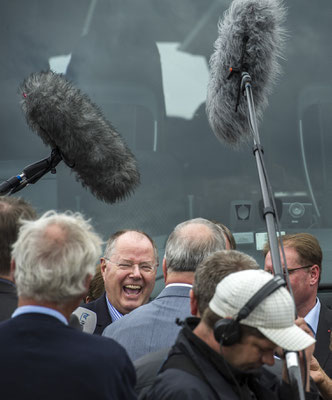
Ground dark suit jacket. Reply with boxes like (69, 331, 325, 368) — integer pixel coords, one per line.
(315, 301, 332, 378)
(0, 278, 17, 321)
(0, 312, 136, 400)
(83, 292, 112, 335)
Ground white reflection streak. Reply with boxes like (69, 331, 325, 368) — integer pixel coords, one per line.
(156, 42, 209, 120)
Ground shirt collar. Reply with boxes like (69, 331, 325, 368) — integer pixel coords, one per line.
(304, 297, 321, 337)
(12, 305, 68, 325)
(105, 294, 123, 322)
(165, 283, 193, 289)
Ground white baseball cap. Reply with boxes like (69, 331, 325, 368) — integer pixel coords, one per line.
(209, 269, 315, 351)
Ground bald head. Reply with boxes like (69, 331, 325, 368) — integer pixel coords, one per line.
(164, 218, 226, 273)
(44, 224, 67, 244)
(104, 229, 158, 264)
(180, 223, 214, 241)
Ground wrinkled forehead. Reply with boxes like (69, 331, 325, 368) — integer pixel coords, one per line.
(110, 231, 155, 260)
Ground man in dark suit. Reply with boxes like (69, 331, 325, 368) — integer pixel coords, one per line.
(103, 218, 227, 361)
(264, 232, 332, 378)
(315, 301, 332, 378)
(81, 229, 159, 334)
(0, 196, 36, 321)
(0, 210, 136, 399)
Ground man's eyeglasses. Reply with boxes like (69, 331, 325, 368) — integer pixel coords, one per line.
(283, 265, 313, 275)
(104, 258, 157, 274)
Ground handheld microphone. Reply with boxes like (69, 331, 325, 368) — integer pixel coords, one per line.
(19, 70, 140, 203)
(285, 352, 306, 400)
(72, 307, 97, 334)
(68, 313, 83, 331)
(206, 0, 286, 147)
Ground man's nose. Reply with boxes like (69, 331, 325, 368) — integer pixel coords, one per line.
(130, 264, 142, 278)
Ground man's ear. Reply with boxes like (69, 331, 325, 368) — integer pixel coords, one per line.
(100, 258, 107, 281)
(162, 258, 167, 283)
(10, 259, 16, 283)
(190, 289, 198, 317)
(310, 264, 320, 286)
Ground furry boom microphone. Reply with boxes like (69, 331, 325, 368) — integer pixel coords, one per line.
(206, 0, 286, 147)
(20, 70, 140, 203)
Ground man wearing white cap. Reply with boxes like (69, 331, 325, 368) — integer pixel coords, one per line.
(144, 269, 318, 400)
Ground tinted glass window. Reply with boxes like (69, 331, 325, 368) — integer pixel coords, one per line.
(1, 0, 331, 296)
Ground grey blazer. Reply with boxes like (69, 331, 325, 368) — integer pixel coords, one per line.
(102, 285, 192, 361)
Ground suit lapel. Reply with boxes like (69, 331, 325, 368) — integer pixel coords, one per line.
(95, 295, 112, 334)
(314, 302, 332, 369)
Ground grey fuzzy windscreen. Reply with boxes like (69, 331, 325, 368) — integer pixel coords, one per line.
(20, 70, 140, 203)
(206, 0, 287, 147)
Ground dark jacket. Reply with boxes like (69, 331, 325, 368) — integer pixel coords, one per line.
(83, 292, 112, 335)
(134, 347, 170, 398)
(0, 278, 17, 321)
(144, 317, 318, 400)
(315, 301, 332, 378)
(0, 312, 137, 399)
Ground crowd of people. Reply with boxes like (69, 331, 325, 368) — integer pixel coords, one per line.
(0, 195, 331, 399)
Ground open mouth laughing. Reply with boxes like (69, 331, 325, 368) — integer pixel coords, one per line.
(123, 284, 143, 296)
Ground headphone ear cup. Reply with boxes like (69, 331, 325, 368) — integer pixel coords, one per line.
(214, 319, 241, 346)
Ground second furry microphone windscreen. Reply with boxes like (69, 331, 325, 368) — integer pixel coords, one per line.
(206, 0, 287, 147)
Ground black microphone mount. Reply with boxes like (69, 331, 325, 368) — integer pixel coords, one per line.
(0, 148, 63, 196)
(227, 35, 249, 112)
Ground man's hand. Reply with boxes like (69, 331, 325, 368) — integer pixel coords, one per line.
(310, 356, 332, 400)
(310, 356, 325, 384)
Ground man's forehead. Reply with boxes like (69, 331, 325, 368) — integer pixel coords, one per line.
(266, 246, 300, 264)
(113, 231, 154, 253)
(116, 231, 150, 243)
(279, 246, 301, 264)
(246, 334, 276, 350)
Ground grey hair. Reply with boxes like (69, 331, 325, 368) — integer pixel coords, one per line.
(164, 218, 226, 273)
(12, 210, 103, 304)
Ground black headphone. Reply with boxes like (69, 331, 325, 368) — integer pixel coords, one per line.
(214, 275, 285, 346)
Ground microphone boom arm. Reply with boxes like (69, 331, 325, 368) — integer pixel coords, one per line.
(242, 72, 283, 277)
(241, 72, 306, 400)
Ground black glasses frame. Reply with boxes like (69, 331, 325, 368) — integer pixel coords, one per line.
(284, 265, 313, 275)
